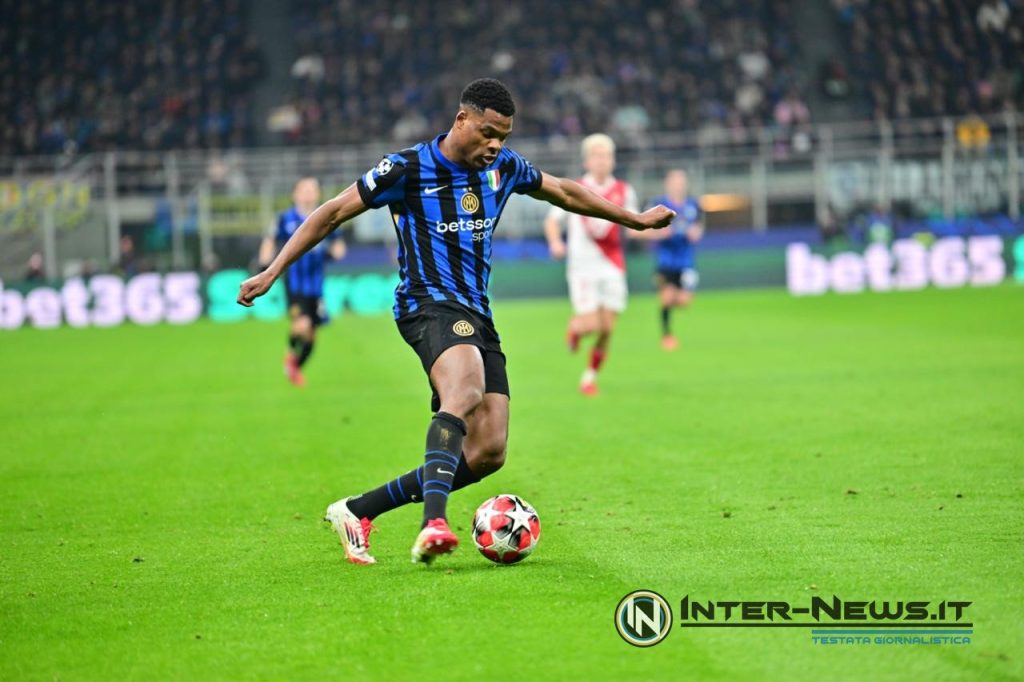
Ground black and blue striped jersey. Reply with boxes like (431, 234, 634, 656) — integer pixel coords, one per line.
(647, 195, 702, 272)
(356, 134, 542, 319)
(277, 206, 340, 297)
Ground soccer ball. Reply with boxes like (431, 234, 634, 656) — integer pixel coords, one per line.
(472, 494, 541, 564)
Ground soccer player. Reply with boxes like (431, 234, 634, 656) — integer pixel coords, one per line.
(639, 169, 703, 350)
(258, 177, 346, 386)
(543, 134, 638, 395)
(237, 79, 673, 565)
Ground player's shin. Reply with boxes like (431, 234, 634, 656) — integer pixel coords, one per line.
(342, 452, 480, 521)
(297, 339, 314, 367)
(421, 411, 466, 526)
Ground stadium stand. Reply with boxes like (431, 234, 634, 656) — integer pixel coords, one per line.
(833, 0, 1023, 121)
(277, 0, 806, 144)
(0, 0, 267, 156)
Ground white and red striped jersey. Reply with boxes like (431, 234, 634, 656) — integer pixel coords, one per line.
(547, 174, 638, 276)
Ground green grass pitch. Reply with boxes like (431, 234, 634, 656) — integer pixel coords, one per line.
(1, 286, 1022, 680)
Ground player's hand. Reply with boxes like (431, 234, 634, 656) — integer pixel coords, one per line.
(237, 270, 277, 307)
(632, 205, 676, 231)
(548, 239, 566, 260)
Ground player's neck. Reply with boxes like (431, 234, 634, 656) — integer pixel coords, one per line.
(586, 172, 613, 186)
(438, 132, 470, 168)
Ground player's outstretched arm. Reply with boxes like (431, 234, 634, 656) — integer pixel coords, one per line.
(529, 172, 675, 231)
(257, 236, 277, 267)
(237, 184, 368, 307)
(543, 213, 566, 259)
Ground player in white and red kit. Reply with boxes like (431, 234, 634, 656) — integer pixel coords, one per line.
(544, 134, 638, 395)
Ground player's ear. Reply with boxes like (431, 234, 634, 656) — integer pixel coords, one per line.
(454, 109, 469, 128)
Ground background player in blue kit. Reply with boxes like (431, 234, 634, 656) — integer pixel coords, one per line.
(259, 177, 346, 386)
(642, 169, 704, 351)
(238, 79, 674, 565)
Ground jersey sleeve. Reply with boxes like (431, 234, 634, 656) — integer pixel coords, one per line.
(356, 153, 408, 209)
(508, 150, 543, 194)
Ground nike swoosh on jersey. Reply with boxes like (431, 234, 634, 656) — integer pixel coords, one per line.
(423, 185, 448, 195)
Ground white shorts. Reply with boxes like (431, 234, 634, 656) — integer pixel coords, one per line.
(568, 270, 628, 314)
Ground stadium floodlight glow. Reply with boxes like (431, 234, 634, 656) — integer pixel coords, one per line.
(699, 193, 751, 212)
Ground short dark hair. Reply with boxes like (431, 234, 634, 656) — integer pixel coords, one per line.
(460, 78, 516, 117)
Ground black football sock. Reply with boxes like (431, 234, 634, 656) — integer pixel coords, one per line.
(346, 467, 423, 519)
(661, 306, 671, 336)
(344, 453, 480, 520)
(288, 334, 302, 355)
(421, 411, 466, 526)
(297, 339, 314, 367)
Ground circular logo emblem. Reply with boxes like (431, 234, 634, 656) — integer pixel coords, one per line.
(452, 320, 475, 337)
(460, 192, 480, 213)
(375, 158, 394, 175)
(614, 590, 672, 647)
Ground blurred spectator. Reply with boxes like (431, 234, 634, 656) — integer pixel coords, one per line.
(25, 252, 44, 281)
(207, 151, 250, 195)
(818, 204, 843, 244)
(774, 90, 811, 129)
(819, 56, 851, 100)
(118, 235, 138, 277)
(851, 205, 894, 244)
(956, 115, 992, 149)
(977, 0, 1011, 33)
(0, 0, 267, 156)
(773, 89, 812, 158)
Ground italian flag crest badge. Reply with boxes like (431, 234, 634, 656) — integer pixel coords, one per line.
(485, 169, 500, 191)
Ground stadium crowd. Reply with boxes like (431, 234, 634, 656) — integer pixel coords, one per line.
(0, 0, 267, 156)
(5, 0, 1023, 158)
(833, 0, 1023, 121)
(281, 0, 806, 145)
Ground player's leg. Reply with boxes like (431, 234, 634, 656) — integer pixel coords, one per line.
(664, 270, 696, 349)
(567, 272, 600, 352)
(568, 311, 600, 342)
(406, 343, 489, 562)
(296, 324, 316, 368)
(581, 275, 624, 395)
(422, 344, 484, 516)
(295, 297, 325, 368)
(462, 350, 511, 478)
(341, 356, 505, 527)
(285, 311, 314, 385)
(462, 393, 509, 477)
(659, 274, 681, 350)
(327, 344, 483, 565)
(581, 308, 617, 395)
(677, 269, 698, 309)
